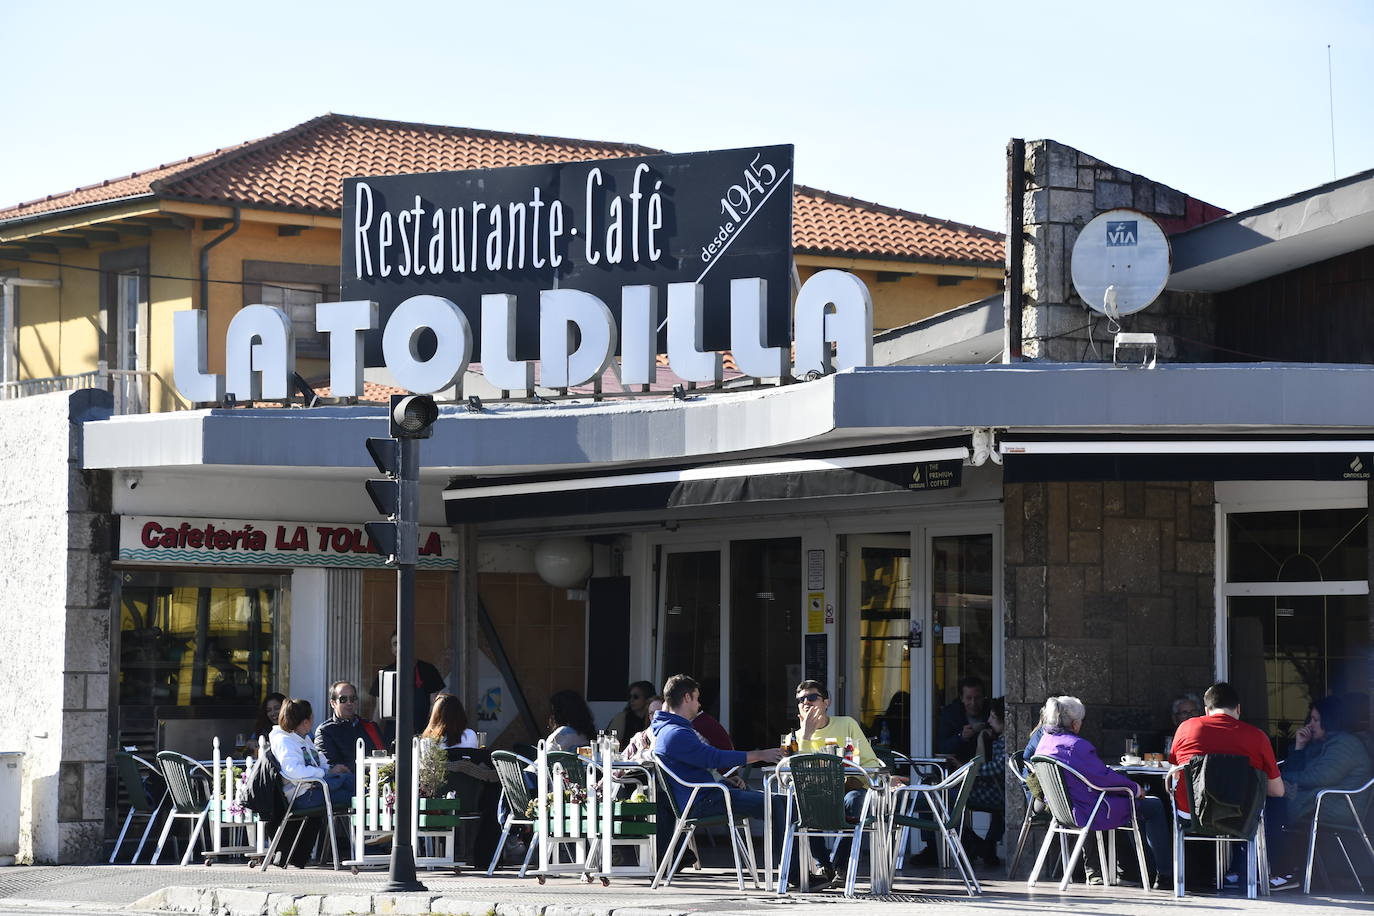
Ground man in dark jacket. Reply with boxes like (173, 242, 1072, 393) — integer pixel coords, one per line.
(937, 676, 990, 762)
(314, 680, 384, 771)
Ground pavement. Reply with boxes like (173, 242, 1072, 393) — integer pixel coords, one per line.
(0, 860, 1370, 916)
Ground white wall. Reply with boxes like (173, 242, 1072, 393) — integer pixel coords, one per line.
(0, 390, 110, 863)
(287, 567, 330, 722)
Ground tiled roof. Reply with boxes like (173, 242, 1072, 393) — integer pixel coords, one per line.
(793, 186, 1003, 264)
(0, 113, 1003, 264)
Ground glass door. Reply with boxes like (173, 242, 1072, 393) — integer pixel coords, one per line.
(847, 535, 913, 754)
(658, 547, 723, 722)
(728, 538, 801, 751)
(928, 531, 997, 751)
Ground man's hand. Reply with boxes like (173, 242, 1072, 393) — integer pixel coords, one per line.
(747, 747, 783, 765)
(799, 704, 826, 739)
(960, 724, 977, 741)
(723, 773, 746, 789)
(329, 763, 350, 775)
(1293, 724, 1313, 750)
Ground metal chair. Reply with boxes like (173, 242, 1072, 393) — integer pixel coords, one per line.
(774, 753, 876, 897)
(486, 751, 538, 876)
(1300, 774, 1374, 893)
(1027, 754, 1151, 894)
(889, 756, 983, 896)
(110, 752, 169, 863)
(260, 770, 353, 871)
(650, 752, 760, 891)
(1166, 754, 1269, 899)
(152, 751, 212, 865)
(1006, 751, 1052, 879)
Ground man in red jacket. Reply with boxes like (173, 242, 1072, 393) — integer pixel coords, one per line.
(1168, 682, 1285, 888)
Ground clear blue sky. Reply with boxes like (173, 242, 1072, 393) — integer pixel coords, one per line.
(4, 0, 1372, 233)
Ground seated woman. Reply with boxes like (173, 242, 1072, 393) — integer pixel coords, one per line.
(546, 689, 595, 751)
(422, 694, 500, 865)
(1034, 695, 1171, 887)
(268, 698, 355, 867)
(966, 697, 1007, 866)
(1267, 695, 1374, 887)
(421, 694, 478, 750)
(246, 692, 285, 753)
(623, 695, 664, 762)
(607, 681, 657, 751)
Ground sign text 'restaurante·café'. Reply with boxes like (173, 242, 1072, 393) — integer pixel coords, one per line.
(172, 146, 876, 403)
(118, 516, 458, 570)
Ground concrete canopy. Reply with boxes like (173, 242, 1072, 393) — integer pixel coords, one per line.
(81, 363, 1374, 480)
(1167, 167, 1374, 293)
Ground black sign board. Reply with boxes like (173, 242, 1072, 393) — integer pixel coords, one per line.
(805, 633, 828, 683)
(342, 146, 794, 363)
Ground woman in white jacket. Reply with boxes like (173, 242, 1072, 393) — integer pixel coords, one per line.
(270, 698, 355, 807)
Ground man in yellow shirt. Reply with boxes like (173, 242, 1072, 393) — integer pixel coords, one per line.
(782, 680, 882, 886)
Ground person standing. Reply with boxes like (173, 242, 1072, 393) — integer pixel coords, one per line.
(369, 629, 446, 741)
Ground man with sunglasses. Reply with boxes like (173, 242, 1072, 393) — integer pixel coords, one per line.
(783, 680, 882, 883)
(315, 680, 386, 772)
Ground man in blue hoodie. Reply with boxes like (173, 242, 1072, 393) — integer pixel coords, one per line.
(654, 674, 831, 888)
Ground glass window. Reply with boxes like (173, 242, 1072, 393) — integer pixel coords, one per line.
(661, 551, 721, 717)
(857, 544, 912, 754)
(729, 538, 801, 751)
(931, 533, 995, 736)
(1227, 508, 1367, 582)
(115, 269, 143, 370)
(258, 281, 326, 358)
(118, 577, 278, 709)
(1229, 595, 1369, 743)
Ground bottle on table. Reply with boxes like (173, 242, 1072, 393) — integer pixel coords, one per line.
(843, 736, 856, 765)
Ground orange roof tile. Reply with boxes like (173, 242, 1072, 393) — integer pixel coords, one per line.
(0, 113, 1003, 264)
(793, 186, 1003, 264)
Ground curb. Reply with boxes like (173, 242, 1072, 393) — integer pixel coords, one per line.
(130, 887, 701, 916)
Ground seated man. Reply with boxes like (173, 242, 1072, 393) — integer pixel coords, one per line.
(1168, 682, 1284, 888)
(783, 679, 885, 874)
(651, 675, 804, 883)
(1153, 693, 1201, 756)
(937, 676, 990, 763)
(315, 680, 385, 772)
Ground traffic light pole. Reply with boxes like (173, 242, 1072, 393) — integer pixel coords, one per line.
(383, 435, 426, 893)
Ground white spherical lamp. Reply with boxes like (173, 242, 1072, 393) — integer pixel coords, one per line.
(533, 537, 593, 588)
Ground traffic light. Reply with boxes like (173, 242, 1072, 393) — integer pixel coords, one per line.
(364, 395, 437, 566)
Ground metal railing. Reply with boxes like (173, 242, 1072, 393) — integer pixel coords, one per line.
(0, 361, 155, 414)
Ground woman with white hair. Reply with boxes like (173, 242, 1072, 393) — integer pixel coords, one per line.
(1033, 695, 1171, 888)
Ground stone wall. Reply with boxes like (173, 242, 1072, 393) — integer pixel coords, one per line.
(1003, 480, 1216, 760)
(1018, 140, 1226, 362)
(0, 389, 113, 862)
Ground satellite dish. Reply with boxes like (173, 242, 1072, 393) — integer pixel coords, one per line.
(1070, 209, 1171, 318)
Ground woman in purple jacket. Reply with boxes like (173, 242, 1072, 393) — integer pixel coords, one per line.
(1034, 695, 1171, 887)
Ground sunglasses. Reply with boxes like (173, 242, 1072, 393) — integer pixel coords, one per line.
(796, 693, 825, 704)
(333, 695, 358, 703)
